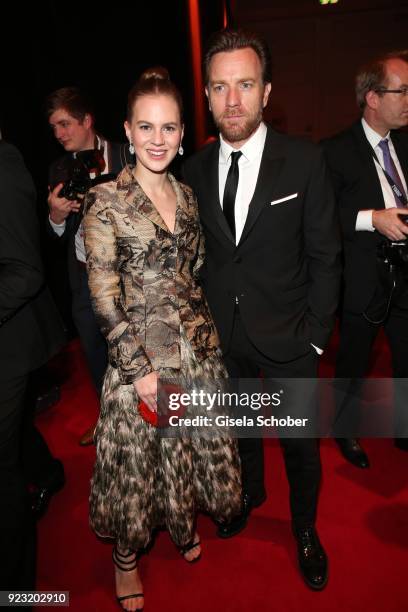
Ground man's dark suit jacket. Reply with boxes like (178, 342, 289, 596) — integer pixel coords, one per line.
(0, 141, 65, 378)
(323, 122, 408, 314)
(183, 125, 341, 362)
(46, 141, 132, 292)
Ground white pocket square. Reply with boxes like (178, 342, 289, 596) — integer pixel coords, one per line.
(270, 193, 298, 206)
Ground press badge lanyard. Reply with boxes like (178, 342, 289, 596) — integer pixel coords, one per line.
(371, 149, 408, 207)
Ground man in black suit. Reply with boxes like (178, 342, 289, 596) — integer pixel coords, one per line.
(323, 51, 408, 467)
(45, 87, 132, 445)
(183, 29, 341, 590)
(0, 141, 66, 588)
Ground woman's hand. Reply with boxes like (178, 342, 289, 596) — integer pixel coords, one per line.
(133, 371, 159, 412)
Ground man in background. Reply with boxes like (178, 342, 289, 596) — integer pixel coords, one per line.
(46, 87, 132, 445)
(323, 51, 408, 467)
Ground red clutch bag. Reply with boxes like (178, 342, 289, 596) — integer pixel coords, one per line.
(137, 384, 188, 428)
(138, 400, 160, 427)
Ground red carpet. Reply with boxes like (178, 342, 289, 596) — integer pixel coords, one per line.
(35, 330, 408, 611)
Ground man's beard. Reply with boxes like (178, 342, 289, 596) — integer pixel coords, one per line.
(215, 108, 263, 143)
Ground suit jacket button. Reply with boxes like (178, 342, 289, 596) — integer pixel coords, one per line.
(233, 256, 242, 264)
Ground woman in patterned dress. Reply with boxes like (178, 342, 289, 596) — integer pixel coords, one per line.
(83, 68, 242, 611)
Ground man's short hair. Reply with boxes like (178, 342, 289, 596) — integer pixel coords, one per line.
(203, 28, 272, 86)
(45, 86, 95, 123)
(355, 50, 408, 110)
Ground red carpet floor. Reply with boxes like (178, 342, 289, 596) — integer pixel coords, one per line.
(35, 331, 408, 611)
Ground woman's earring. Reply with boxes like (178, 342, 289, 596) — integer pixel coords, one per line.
(129, 141, 135, 155)
(178, 144, 184, 156)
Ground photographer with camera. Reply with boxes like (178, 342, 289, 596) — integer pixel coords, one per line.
(46, 87, 132, 446)
(323, 51, 408, 466)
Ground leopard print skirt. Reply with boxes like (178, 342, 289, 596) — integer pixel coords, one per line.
(89, 327, 242, 551)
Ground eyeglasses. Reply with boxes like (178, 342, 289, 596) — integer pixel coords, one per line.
(375, 87, 408, 96)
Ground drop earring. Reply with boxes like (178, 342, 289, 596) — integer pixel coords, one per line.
(129, 141, 135, 155)
(178, 143, 184, 156)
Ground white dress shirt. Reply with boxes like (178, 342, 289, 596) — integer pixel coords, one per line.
(49, 137, 109, 263)
(356, 118, 408, 232)
(219, 122, 267, 245)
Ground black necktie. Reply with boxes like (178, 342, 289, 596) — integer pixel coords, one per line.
(223, 151, 242, 240)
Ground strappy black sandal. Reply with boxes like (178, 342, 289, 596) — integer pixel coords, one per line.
(112, 546, 144, 611)
(179, 536, 202, 563)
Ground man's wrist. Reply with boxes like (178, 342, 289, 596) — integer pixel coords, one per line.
(49, 215, 66, 236)
(49, 213, 67, 226)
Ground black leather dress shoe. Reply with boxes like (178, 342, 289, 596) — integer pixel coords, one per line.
(30, 463, 65, 520)
(294, 526, 328, 590)
(216, 492, 266, 539)
(336, 438, 370, 468)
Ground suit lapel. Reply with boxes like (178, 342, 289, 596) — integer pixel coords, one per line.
(391, 131, 408, 189)
(203, 142, 236, 242)
(238, 127, 285, 245)
(202, 128, 286, 245)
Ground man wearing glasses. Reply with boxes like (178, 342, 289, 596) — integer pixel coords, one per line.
(323, 51, 408, 466)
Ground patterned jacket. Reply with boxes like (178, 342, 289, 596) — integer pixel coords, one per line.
(83, 165, 220, 384)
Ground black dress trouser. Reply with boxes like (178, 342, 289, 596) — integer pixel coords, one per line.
(0, 372, 35, 589)
(223, 309, 321, 528)
(335, 306, 408, 437)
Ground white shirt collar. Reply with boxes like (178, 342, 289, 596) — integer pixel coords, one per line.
(361, 117, 390, 149)
(219, 121, 267, 163)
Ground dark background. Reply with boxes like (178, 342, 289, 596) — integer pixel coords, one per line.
(0, 1, 225, 193)
(2, 0, 407, 191)
(234, 0, 408, 139)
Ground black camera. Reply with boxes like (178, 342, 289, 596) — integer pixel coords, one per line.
(58, 167, 91, 200)
(378, 240, 408, 267)
(52, 149, 107, 201)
